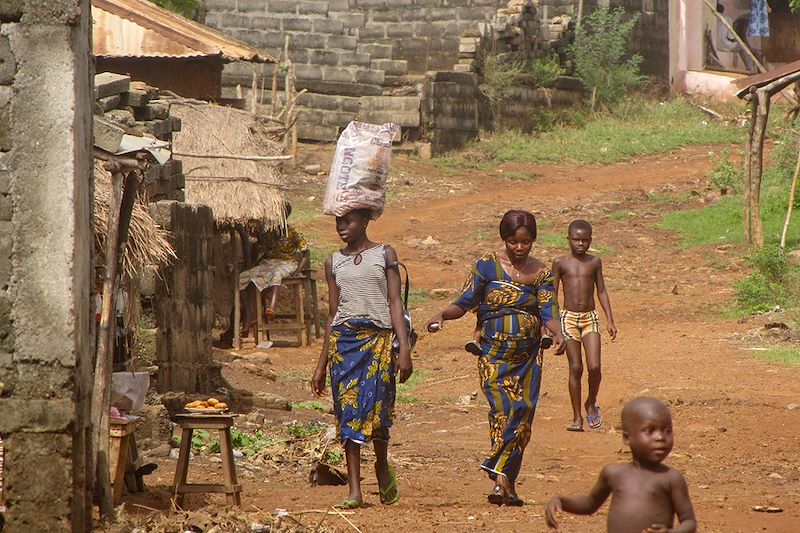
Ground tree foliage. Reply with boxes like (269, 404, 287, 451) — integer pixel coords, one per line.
(570, 7, 645, 107)
(150, 0, 201, 19)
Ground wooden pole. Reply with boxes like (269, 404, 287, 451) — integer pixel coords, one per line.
(751, 89, 771, 247)
(231, 227, 242, 350)
(701, 0, 766, 74)
(251, 65, 258, 115)
(780, 141, 800, 250)
(91, 168, 137, 518)
(743, 92, 757, 246)
(576, 0, 584, 30)
(172, 151, 292, 161)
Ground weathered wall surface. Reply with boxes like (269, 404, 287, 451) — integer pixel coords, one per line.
(0, 0, 94, 530)
(149, 201, 218, 394)
(610, 0, 669, 82)
(204, 0, 584, 151)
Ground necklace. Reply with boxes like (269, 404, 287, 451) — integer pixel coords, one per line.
(344, 244, 371, 265)
(508, 258, 527, 279)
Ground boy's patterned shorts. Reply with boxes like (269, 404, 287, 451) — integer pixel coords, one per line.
(560, 309, 600, 341)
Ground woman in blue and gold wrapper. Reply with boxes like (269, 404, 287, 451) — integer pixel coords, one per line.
(311, 208, 413, 509)
(426, 209, 564, 506)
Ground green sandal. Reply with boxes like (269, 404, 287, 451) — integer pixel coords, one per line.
(333, 498, 361, 509)
(379, 465, 400, 505)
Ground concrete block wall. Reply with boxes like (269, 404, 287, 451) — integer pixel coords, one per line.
(150, 201, 219, 394)
(423, 71, 482, 154)
(0, 0, 94, 530)
(609, 0, 669, 82)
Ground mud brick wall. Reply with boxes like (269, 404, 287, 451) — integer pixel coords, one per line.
(609, 0, 669, 81)
(0, 0, 94, 530)
(149, 201, 218, 394)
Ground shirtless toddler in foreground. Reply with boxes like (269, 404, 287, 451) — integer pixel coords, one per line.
(546, 397, 697, 532)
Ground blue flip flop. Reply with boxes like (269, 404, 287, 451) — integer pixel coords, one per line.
(587, 404, 603, 429)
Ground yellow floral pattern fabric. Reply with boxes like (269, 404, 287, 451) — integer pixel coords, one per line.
(329, 319, 396, 443)
(452, 252, 557, 483)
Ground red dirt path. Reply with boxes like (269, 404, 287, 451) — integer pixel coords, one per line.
(133, 144, 800, 532)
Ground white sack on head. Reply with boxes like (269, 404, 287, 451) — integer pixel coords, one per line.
(323, 121, 398, 219)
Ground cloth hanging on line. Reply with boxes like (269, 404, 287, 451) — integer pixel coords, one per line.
(748, 0, 769, 37)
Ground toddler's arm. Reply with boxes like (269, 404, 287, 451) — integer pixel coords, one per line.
(668, 471, 697, 533)
(545, 466, 612, 529)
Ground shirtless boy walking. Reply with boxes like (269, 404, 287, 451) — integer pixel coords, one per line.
(545, 397, 697, 532)
(552, 220, 616, 431)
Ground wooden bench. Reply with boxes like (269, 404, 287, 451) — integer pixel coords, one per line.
(172, 413, 241, 507)
(109, 417, 139, 506)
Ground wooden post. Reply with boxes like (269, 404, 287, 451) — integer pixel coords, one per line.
(576, 0, 584, 30)
(91, 167, 139, 517)
(231, 227, 241, 350)
(743, 92, 757, 246)
(751, 89, 771, 247)
(780, 141, 800, 250)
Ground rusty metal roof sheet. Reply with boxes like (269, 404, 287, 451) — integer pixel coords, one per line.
(92, 0, 275, 63)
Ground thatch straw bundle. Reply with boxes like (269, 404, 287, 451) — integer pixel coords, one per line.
(171, 102, 287, 229)
(94, 161, 176, 278)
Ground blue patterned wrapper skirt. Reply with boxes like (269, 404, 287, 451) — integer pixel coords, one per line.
(329, 319, 396, 444)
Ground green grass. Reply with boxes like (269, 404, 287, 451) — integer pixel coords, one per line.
(502, 170, 541, 181)
(408, 289, 433, 306)
(537, 231, 567, 249)
(659, 195, 800, 249)
(396, 369, 429, 404)
(754, 347, 800, 365)
(609, 210, 632, 221)
(292, 400, 328, 412)
(432, 97, 741, 170)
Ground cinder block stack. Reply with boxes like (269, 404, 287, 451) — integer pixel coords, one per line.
(93, 72, 185, 202)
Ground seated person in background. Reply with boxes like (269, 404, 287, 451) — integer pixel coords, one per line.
(239, 205, 309, 334)
(716, 3, 760, 75)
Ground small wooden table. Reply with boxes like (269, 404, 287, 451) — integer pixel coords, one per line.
(109, 416, 139, 505)
(173, 413, 241, 507)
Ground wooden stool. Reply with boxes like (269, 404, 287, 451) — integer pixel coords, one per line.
(173, 414, 242, 507)
(109, 417, 139, 506)
(256, 277, 306, 347)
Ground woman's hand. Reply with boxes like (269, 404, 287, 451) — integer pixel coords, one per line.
(397, 345, 413, 383)
(552, 330, 566, 354)
(425, 312, 444, 333)
(311, 364, 328, 397)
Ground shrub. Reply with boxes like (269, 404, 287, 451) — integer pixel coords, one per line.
(570, 7, 646, 107)
(708, 149, 743, 194)
(528, 55, 565, 88)
(480, 54, 525, 110)
(734, 245, 797, 314)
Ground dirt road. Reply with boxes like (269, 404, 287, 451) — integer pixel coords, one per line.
(138, 145, 800, 532)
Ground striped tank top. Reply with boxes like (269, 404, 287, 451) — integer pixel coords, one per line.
(331, 244, 392, 329)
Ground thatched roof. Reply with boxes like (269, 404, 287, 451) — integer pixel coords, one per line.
(94, 161, 176, 278)
(170, 102, 287, 229)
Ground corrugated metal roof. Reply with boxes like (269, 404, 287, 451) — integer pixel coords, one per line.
(92, 0, 276, 63)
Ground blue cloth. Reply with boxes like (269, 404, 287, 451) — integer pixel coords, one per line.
(452, 253, 559, 483)
(329, 319, 396, 444)
(748, 0, 769, 37)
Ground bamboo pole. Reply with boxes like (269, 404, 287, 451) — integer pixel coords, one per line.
(231, 227, 242, 350)
(780, 142, 800, 250)
(172, 151, 292, 161)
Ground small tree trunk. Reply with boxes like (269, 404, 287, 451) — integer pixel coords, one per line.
(743, 93, 757, 246)
(751, 89, 771, 247)
(780, 142, 800, 250)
